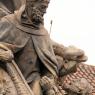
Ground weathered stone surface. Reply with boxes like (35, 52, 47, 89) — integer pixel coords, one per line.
(0, 0, 90, 95)
(64, 78, 93, 95)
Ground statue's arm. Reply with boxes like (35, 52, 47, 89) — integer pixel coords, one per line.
(51, 39, 66, 57)
(0, 17, 24, 53)
(51, 39, 88, 77)
(0, 20, 19, 61)
(51, 39, 87, 62)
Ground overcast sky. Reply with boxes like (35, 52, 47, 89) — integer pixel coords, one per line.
(44, 0, 95, 66)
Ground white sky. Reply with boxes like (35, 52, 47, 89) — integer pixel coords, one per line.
(44, 0, 95, 66)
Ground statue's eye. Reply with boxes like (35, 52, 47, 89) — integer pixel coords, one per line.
(41, 5, 47, 9)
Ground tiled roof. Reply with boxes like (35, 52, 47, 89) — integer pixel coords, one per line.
(63, 63, 95, 94)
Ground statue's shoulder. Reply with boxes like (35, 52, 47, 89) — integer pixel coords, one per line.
(0, 15, 14, 30)
(2, 13, 17, 24)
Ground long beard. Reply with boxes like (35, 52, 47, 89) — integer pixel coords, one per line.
(31, 7, 44, 25)
(21, 6, 44, 29)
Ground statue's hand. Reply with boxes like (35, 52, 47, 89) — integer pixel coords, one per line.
(63, 45, 88, 62)
(0, 44, 14, 62)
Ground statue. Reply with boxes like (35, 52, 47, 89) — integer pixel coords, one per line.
(0, 0, 87, 95)
(63, 78, 93, 95)
(0, 0, 59, 94)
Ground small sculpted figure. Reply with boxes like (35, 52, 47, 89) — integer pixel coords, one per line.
(64, 78, 93, 95)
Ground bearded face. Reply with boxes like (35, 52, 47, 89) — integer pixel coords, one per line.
(23, 0, 49, 25)
(22, 2, 48, 26)
(30, 6, 44, 25)
(34, 1, 49, 16)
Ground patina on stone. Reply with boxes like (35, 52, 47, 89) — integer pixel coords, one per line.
(0, 0, 88, 95)
(63, 78, 93, 95)
(0, 0, 59, 95)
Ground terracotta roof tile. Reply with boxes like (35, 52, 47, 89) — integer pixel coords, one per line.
(63, 63, 95, 94)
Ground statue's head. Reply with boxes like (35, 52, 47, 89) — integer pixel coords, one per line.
(22, 0, 50, 25)
(26, 0, 50, 16)
(28, 0, 50, 15)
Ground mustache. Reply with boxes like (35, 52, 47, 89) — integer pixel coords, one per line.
(27, 7, 44, 24)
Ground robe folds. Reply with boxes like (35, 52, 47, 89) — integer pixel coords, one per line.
(0, 13, 59, 83)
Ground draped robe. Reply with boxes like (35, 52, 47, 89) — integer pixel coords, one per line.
(0, 12, 59, 83)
